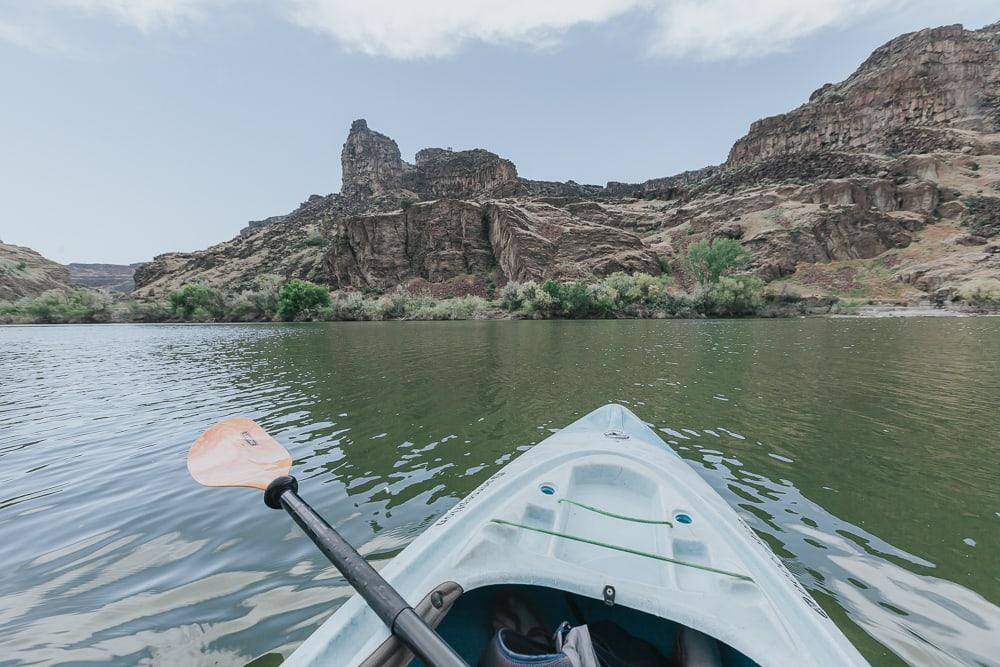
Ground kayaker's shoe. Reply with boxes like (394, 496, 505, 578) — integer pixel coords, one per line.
(480, 628, 578, 667)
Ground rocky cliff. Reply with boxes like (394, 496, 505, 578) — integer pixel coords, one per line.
(728, 23, 1000, 165)
(134, 117, 651, 295)
(0, 243, 72, 300)
(133, 20, 1000, 306)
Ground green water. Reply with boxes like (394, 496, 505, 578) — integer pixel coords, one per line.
(0, 319, 998, 665)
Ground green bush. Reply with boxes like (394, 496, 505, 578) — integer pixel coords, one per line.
(497, 273, 670, 318)
(325, 292, 365, 320)
(168, 284, 226, 319)
(409, 296, 489, 320)
(555, 281, 594, 318)
(230, 274, 285, 321)
(956, 278, 1000, 308)
(704, 276, 766, 315)
(301, 233, 326, 247)
(5, 289, 115, 323)
(278, 279, 331, 321)
(499, 282, 525, 310)
(127, 299, 172, 322)
(684, 239, 751, 287)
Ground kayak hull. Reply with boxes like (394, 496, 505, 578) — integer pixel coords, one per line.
(285, 404, 868, 666)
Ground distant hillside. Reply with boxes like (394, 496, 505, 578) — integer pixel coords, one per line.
(0, 242, 72, 300)
(68, 263, 140, 292)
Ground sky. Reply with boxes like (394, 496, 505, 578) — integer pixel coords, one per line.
(1, 1, 997, 265)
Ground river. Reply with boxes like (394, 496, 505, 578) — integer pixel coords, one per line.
(0, 319, 997, 666)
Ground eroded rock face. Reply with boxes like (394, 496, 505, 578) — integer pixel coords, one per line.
(341, 120, 416, 209)
(327, 199, 494, 289)
(325, 199, 660, 288)
(744, 209, 925, 279)
(411, 148, 519, 199)
(485, 202, 661, 282)
(727, 23, 1000, 166)
(793, 178, 939, 214)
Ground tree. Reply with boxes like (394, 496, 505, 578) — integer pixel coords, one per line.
(278, 279, 331, 320)
(684, 239, 752, 287)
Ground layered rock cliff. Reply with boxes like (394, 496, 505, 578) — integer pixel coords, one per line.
(133, 20, 1000, 306)
(727, 22, 1000, 165)
(134, 118, 653, 295)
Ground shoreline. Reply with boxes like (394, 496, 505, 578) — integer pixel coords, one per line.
(2, 304, 995, 325)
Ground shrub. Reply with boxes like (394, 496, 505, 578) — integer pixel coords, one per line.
(169, 284, 226, 320)
(278, 279, 331, 321)
(325, 292, 364, 320)
(9, 289, 115, 323)
(301, 233, 326, 247)
(624, 273, 667, 304)
(684, 239, 751, 287)
(15, 261, 26, 272)
(498, 282, 522, 310)
(956, 278, 1000, 308)
(657, 256, 671, 274)
(704, 276, 766, 315)
(232, 274, 285, 320)
(409, 296, 489, 320)
(557, 281, 594, 318)
(127, 299, 172, 322)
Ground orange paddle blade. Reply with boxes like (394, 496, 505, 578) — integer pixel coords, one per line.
(187, 417, 292, 491)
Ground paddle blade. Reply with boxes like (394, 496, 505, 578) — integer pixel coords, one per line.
(188, 417, 292, 491)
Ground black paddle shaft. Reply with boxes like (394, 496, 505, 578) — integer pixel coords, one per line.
(265, 476, 467, 667)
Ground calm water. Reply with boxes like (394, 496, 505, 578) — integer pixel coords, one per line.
(0, 320, 998, 666)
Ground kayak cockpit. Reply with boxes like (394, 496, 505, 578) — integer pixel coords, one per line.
(362, 583, 761, 667)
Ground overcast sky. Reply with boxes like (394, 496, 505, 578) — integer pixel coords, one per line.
(1, 1, 997, 264)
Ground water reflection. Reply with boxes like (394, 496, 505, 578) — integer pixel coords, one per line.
(0, 320, 997, 665)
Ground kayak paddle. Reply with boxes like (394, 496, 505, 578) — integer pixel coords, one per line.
(187, 417, 467, 667)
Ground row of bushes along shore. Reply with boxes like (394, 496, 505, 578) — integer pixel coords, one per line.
(0, 272, 775, 324)
(4, 240, 999, 324)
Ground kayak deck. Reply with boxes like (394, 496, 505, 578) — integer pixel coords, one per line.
(287, 404, 867, 666)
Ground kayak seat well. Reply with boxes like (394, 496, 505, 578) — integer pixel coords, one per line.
(396, 584, 760, 667)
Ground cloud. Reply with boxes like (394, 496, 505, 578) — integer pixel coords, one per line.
(283, 0, 650, 59)
(49, 0, 217, 32)
(0, 20, 36, 48)
(284, 0, 915, 60)
(2, 0, 916, 59)
(647, 0, 907, 60)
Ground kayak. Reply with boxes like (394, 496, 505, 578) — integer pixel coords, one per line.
(284, 404, 868, 666)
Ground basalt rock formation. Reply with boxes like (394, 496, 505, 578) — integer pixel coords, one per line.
(727, 22, 1000, 166)
(135, 118, 656, 295)
(134, 20, 1000, 306)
